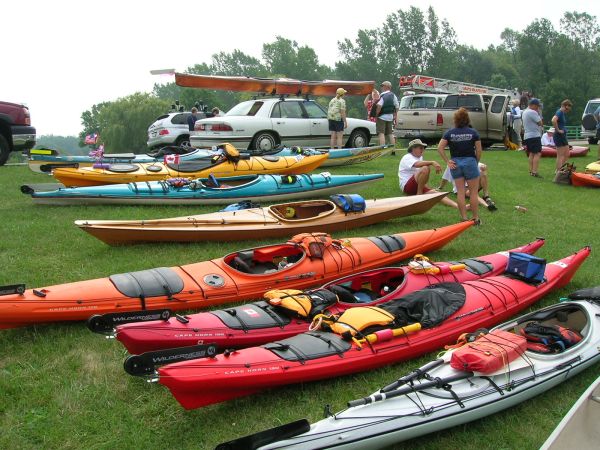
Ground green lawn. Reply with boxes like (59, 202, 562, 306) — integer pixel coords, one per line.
(1, 146, 599, 450)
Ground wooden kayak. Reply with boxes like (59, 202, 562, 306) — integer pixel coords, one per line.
(94, 238, 545, 355)
(74, 193, 448, 245)
(223, 292, 600, 450)
(51, 152, 328, 187)
(156, 247, 590, 410)
(174, 73, 375, 96)
(571, 172, 600, 187)
(540, 375, 600, 450)
(22, 173, 384, 206)
(0, 221, 473, 329)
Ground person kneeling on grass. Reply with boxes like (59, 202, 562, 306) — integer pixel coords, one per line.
(438, 163, 497, 211)
(398, 139, 459, 209)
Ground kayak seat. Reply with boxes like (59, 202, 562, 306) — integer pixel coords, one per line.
(106, 164, 138, 173)
(367, 235, 406, 253)
(167, 158, 216, 173)
(264, 331, 351, 361)
(328, 285, 358, 303)
(231, 252, 278, 275)
(452, 258, 493, 275)
(211, 301, 291, 330)
(109, 267, 184, 299)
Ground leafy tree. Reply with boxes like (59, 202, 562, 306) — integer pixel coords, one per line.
(262, 37, 332, 80)
(80, 93, 171, 153)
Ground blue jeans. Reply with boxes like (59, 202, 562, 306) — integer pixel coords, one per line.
(450, 157, 480, 181)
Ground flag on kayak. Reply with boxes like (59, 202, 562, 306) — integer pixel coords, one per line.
(164, 154, 181, 164)
(89, 145, 104, 159)
(84, 133, 98, 145)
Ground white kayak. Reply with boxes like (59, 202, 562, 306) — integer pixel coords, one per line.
(218, 290, 600, 450)
(540, 374, 600, 450)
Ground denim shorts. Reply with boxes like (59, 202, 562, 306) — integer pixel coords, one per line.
(450, 157, 480, 181)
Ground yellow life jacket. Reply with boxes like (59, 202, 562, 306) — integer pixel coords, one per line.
(265, 289, 313, 318)
(313, 306, 395, 338)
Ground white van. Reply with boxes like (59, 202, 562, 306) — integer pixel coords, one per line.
(581, 98, 600, 144)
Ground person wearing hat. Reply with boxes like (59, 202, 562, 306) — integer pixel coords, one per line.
(509, 99, 523, 148)
(327, 88, 348, 149)
(522, 98, 544, 177)
(541, 127, 555, 147)
(398, 139, 458, 209)
(375, 81, 399, 152)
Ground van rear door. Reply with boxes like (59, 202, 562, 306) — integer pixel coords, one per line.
(486, 95, 509, 141)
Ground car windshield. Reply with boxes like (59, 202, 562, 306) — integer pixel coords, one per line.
(584, 102, 600, 114)
(226, 101, 264, 116)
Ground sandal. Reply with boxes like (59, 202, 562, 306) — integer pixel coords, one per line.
(530, 172, 543, 178)
(482, 196, 497, 212)
(473, 218, 482, 226)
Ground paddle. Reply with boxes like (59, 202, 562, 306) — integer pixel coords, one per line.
(347, 370, 474, 407)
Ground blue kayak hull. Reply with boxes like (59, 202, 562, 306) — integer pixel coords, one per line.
(23, 173, 384, 205)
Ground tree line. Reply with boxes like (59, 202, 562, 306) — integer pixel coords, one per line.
(78, 7, 600, 152)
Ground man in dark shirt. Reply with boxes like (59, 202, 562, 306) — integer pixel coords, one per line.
(187, 107, 198, 132)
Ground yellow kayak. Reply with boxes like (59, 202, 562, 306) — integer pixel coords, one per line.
(52, 145, 328, 187)
(585, 160, 600, 174)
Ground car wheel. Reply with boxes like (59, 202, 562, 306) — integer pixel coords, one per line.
(347, 129, 368, 148)
(252, 132, 278, 151)
(0, 135, 10, 166)
(588, 137, 598, 145)
(175, 135, 191, 147)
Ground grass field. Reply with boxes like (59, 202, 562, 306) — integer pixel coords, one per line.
(1, 145, 599, 450)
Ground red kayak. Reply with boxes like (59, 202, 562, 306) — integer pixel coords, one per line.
(109, 239, 545, 355)
(0, 221, 473, 329)
(536, 146, 589, 157)
(156, 246, 590, 410)
(571, 171, 600, 188)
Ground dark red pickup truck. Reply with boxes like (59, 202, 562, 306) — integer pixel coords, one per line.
(0, 101, 36, 165)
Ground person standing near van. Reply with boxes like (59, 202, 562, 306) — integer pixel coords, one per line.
(522, 98, 544, 178)
(510, 99, 523, 148)
(375, 81, 399, 151)
(364, 89, 380, 123)
(187, 107, 199, 132)
(551, 99, 573, 172)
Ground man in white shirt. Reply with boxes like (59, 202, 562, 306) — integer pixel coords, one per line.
(541, 128, 555, 147)
(398, 139, 458, 208)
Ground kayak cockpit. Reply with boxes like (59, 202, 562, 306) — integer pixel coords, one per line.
(225, 244, 305, 275)
(268, 201, 336, 222)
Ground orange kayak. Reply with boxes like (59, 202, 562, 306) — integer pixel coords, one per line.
(52, 153, 328, 187)
(571, 172, 600, 187)
(0, 221, 473, 329)
(174, 73, 375, 96)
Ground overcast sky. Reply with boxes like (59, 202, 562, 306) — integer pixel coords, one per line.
(3, 0, 599, 136)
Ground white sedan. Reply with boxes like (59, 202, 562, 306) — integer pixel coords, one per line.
(190, 97, 376, 151)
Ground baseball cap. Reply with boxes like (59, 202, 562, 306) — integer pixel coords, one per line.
(336, 88, 347, 95)
(529, 98, 541, 106)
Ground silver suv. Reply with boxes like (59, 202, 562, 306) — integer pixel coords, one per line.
(581, 98, 600, 145)
(147, 111, 207, 149)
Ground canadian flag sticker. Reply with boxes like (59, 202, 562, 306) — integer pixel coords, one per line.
(164, 154, 181, 164)
(242, 308, 260, 317)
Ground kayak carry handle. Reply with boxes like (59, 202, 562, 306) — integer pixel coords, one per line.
(86, 308, 172, 334)
(124, 343, 218, 377)
(348, 371, 474, 408)
(0, 284, 26, 296)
